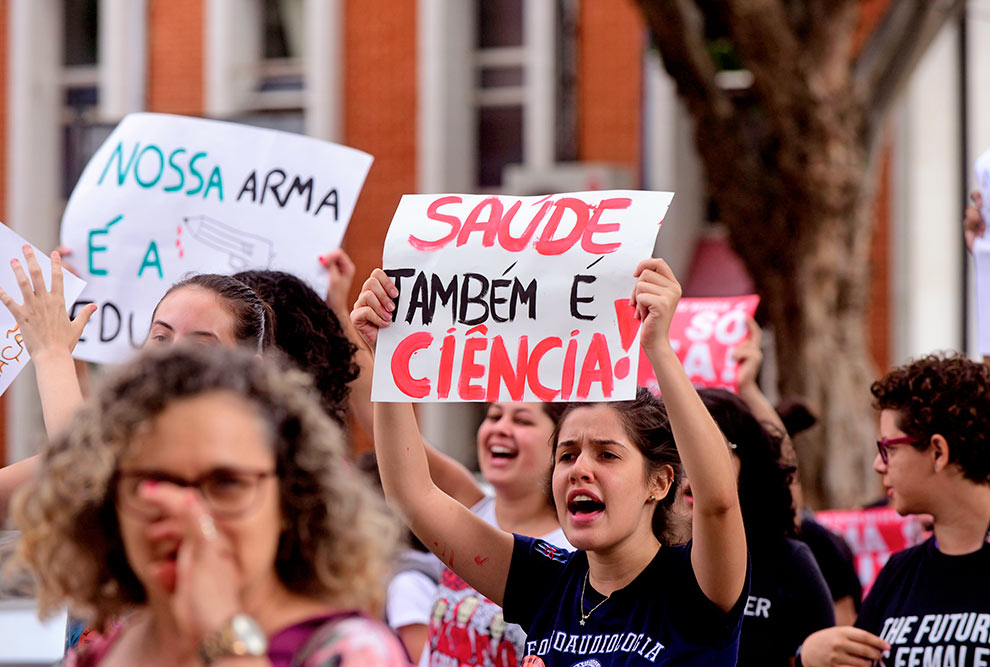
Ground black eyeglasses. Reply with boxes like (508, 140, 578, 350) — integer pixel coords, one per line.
(115, 468, 277, 520)
(875, 436, 923, 464)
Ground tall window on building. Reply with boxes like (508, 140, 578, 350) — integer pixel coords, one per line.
(62, 0, 112, 199)
(252, 0, 305, 119)
(472, 0, 576, 190)
(209, 0, 307, 135)
(475, 0, 524, 188)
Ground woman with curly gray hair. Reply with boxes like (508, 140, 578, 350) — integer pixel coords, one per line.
(11, 345, 409, 666)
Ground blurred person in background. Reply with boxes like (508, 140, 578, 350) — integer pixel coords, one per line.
(683, 388, 835, 666)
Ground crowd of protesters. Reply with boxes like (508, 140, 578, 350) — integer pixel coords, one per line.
(0, 197, 984, 667)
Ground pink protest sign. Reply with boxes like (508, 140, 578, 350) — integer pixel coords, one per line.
(372, 191, 673, 402)
(816, 508, 930, 596)
(615, 294, 760, 393)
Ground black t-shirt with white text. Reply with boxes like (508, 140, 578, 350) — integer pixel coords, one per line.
(738, 537, 835, 666)
(502, 535, 748, 666)
(855, 537, 990, 667)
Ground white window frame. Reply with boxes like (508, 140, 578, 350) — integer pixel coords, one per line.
(205, 0, 342, 141)
(419, 0, 560, 194)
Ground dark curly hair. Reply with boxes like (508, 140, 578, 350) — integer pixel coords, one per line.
(235, 270, 359, 425)
(11, 345, 398, 627)
(155, 274, 275, 352)
(870, 353, 990, 484)
(698, 388, 797, 542)
(550, 388, 683, 545)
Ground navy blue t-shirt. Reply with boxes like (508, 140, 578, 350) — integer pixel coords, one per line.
(502, 535, 748, 666)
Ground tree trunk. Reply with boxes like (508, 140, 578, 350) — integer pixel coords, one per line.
(631, 0, 962, 506)
(718, 158, 881, 508)
(761, 207, 880, 508)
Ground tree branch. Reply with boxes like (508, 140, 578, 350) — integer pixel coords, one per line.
(855, 0, 963, 147)
(632, 0, 734, 124)
(801, 0, 859, 94)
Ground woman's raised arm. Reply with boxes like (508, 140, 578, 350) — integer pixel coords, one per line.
(0, 247, 94, 435)
(0, 247, 95, 518)
(352, 269, 514, 605)
(633, 258, 747, 612)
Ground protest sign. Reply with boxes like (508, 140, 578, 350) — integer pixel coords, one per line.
(974, 237, 990, 357)
(974, 149, 990, 356)
(372, 191, 673, 402)
(975, 146, 990, 224)
(60, 113, 373, 363)
(0, 224, 87, 396)
(816, 508, 929, 596)
(618, 294, 760, 393)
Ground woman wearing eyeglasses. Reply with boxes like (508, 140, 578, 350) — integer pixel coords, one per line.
(10, 345, 410, 666)
(798, 354, 990, 667)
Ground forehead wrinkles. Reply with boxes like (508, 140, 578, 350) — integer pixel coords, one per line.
(120, 393, 277, 464)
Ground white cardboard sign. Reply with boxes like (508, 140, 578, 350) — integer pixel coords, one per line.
(372, 190, 672, 402)
(974, 149, 990, 356)
(60, 113, 373, 363)
(0, 223, 87, 396)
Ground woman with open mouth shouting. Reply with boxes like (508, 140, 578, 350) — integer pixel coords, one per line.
(353, 257, 749, 665)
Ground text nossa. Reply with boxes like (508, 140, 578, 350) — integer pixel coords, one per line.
(97, 141, 340, 219)
(411, 195, 634, 255)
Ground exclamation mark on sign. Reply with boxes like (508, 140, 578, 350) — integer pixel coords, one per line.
(176, 225, 185, 259)
(612, 299, 642, 380)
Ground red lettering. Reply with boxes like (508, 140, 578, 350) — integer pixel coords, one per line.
(437, 330, 456, 399)
(561, 332, 579, 400)
(582, 197, 630, 254)
(409, 196, 462, 251)
(391, 332, 434, 398)
(457, 197, 506, 248)
(526, 337, 562, 401)
(614, 356, 631, 380)
(576, 333, 614, 399)
(534, 198, 590, 255)
(486, 335, 528, 401)
(613, 299, 642, 352)
(458, 336, 488, 400)
(498, 198, 551, 252)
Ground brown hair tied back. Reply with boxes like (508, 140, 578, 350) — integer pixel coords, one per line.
(155, 274, 275, 352)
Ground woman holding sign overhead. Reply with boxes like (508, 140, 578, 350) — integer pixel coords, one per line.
(352, 258, 749, 665)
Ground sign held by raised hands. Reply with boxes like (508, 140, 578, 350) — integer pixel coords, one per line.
(618, 294, 760, 393)
(372, 190, 673, 402)
(973, 149, 990, 356)
(60, 113, 373, 363)
(0, 224, 88, 396)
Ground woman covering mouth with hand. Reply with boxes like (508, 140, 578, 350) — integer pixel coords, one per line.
(353, 257, 749, 666)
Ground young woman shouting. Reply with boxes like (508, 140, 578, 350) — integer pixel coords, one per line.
(352, 257, 749, 665)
